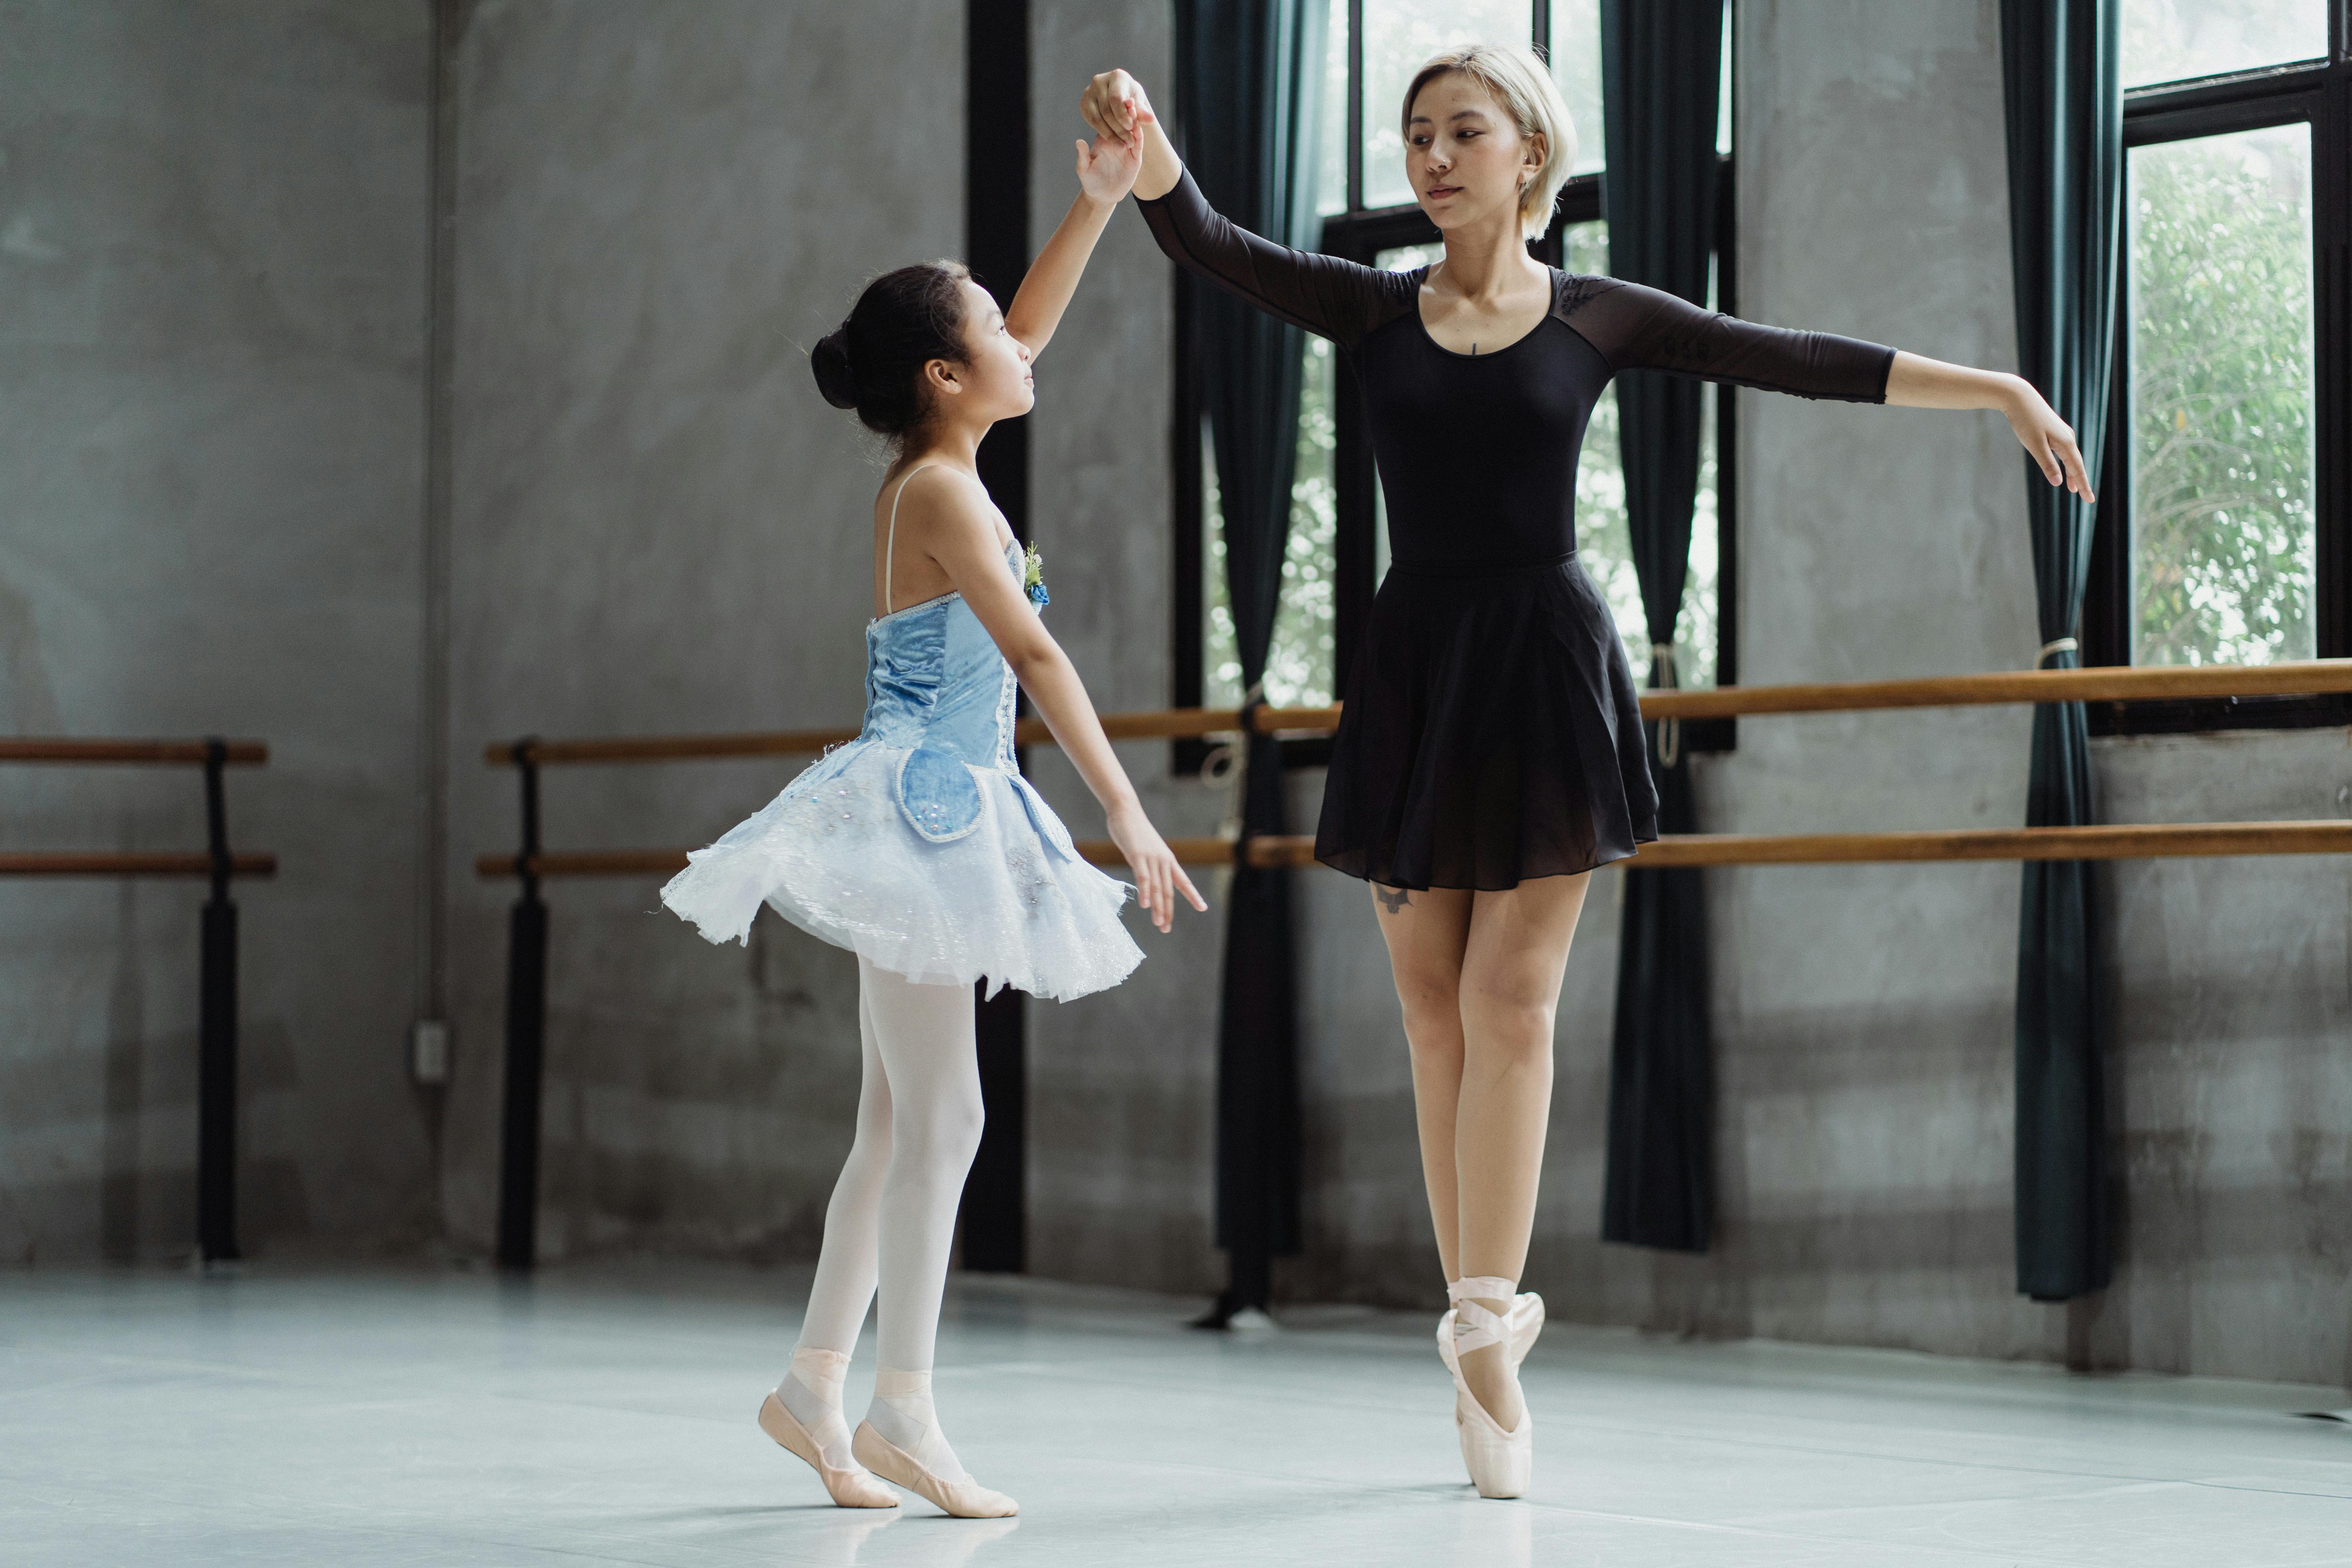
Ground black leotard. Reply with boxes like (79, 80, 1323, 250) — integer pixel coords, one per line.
(1139, 170, 1895, 887)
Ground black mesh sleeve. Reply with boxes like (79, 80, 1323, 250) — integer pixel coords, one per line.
(1136, 168, 1408, 348)
(1563, 277, 1895, 403)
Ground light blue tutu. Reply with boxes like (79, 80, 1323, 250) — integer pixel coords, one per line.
(661, 539, 1140, 1001)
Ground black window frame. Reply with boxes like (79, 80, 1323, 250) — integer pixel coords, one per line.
(1170, 0, 1740, 773)
(2085, 7, 2352, 735)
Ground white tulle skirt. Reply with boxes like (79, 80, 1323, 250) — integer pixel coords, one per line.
(659, 741, 1142, 1002)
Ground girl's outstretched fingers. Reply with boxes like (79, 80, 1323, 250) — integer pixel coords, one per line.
(1105, 806, 1208, 933)
(1173, 862, 1207, 914)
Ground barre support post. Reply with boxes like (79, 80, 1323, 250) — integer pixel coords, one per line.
(197, 738, 241, 1264)
(496, 740, 548, 1270)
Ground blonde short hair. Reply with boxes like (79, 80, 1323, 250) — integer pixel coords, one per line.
(1402, 44, 1577, 241)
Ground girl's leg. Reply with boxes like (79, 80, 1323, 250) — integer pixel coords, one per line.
(777, 977, 894, 1463)
(1369, 883, 1477, 1279)
(1450, 872, 1591, 1428)
(799, 979, 894, 1351)
(855, 956, 988, 1483)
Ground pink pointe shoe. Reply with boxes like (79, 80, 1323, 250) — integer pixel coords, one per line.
(1436, 1276, 1540, 1499)
(757, 1381, 899, 1508)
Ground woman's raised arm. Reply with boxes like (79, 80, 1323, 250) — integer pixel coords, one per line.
(1080, 68, 1396, 347)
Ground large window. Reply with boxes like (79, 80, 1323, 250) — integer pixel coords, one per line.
(1179, 0, 1737, 756)
(2086, 0, 2350, 731)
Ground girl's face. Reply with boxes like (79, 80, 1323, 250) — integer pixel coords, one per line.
(928, 279, 1034, 426)
(1405, 73, 1544, 236)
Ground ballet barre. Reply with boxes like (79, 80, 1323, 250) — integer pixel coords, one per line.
(478, 656, 2352, 876)
(481, 659, 2352, 765)
(479, 820, 2352, 878)
(475, 661, 2352, 1264)
(2, 738, 274, 1264)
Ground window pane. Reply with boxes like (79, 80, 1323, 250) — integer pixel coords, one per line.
(2122, 0, 2328, 89)
(1548, 0, 1604, 174)
(2129, 123, 2316, 667)
(1316, 0, 1350, 216)
(1375, 227, 1719, 687)
(1203, 423, 1240, 706)
(1717, 4, 1733, 156)
(1201, 336, 1343, 710)
(1364, 0, 1537, 208)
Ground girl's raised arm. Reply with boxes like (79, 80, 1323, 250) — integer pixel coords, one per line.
(1001, 129, 1146, 357)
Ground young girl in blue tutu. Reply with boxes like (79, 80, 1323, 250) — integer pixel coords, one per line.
(661, 119, 1201, 1518)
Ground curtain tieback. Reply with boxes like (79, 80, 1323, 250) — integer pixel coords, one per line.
(2034, 636, 2078, 668)
(1226, 681, 1267, 863)
(1650, 643, 1681, 770)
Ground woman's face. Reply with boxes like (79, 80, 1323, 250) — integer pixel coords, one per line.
(932, 278, 1034, 425)
(1405, 73, 1543, 236)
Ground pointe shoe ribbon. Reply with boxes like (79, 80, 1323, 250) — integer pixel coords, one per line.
(1437, 1276, 1535, 1500)
(1435, 1288, 1545, 1381)
(853, 1419, 1019, 1518)
(758, 1391, 900, 1508)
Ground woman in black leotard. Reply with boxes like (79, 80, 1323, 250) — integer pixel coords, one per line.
(1082, 45, 2091, 1499)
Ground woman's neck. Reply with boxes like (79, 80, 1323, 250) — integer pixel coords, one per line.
(1434, 212, 1544, 301)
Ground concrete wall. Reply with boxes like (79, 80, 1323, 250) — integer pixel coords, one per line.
(436, 0, 966, 1261)
(0, 0, 437, 1264)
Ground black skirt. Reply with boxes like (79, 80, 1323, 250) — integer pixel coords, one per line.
(1314, 553, 1657, 891)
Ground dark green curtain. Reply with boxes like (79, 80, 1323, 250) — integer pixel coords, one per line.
(1596, 0, 1724, 1253)
(2000, 0, 2120, 1301)
(1181, 0, 1324, 1318)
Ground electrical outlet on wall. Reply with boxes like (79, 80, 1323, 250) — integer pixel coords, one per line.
(410, 1020, 450, 1085)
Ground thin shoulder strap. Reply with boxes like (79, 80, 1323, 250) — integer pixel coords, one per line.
(882, 463, 936, 615)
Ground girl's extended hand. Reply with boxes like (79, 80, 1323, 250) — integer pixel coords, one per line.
(2004, 380, 2095, 501)
(1106, 801, 1208, 934)
(1080, 69, 1155, 143)
(1075, 120, 1147, 205)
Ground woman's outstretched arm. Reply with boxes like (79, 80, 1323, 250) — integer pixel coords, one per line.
(1885, 352, 2094, 500)
(1003, 129, 1145, 357)
(1584, 280, 2095, 502)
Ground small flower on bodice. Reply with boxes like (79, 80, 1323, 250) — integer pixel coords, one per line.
(1023, 543, 1050, 609)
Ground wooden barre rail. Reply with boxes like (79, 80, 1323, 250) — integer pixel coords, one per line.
(1203, 824, 2352, 868)
(483, 659, 2352, 765)
(0, 852, 279, 878)
(0, 738, 270, 765)
(476, 822, 2352, 880)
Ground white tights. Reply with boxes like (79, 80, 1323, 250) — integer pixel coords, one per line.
(779, 957, 986, 1482)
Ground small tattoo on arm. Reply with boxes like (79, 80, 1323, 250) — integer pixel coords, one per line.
(1376, 886, 1410, 915)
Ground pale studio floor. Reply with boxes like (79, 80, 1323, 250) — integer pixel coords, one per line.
(4, 1259, 2350, 1566)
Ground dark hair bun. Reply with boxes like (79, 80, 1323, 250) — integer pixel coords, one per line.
(810, 327, 859, 409)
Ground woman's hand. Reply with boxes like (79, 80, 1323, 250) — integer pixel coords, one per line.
(1080, 69, 1156, 143)
(1885, 352, 2096, 503)
(1106, 800, 1208, 934)
(1075, 122, 1146, 205)
(2004, 379, 2095, 501)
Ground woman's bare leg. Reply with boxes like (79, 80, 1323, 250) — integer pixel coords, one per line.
(1369, 883, 1475, 1279)
(1450, 872, 1590, 1428)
